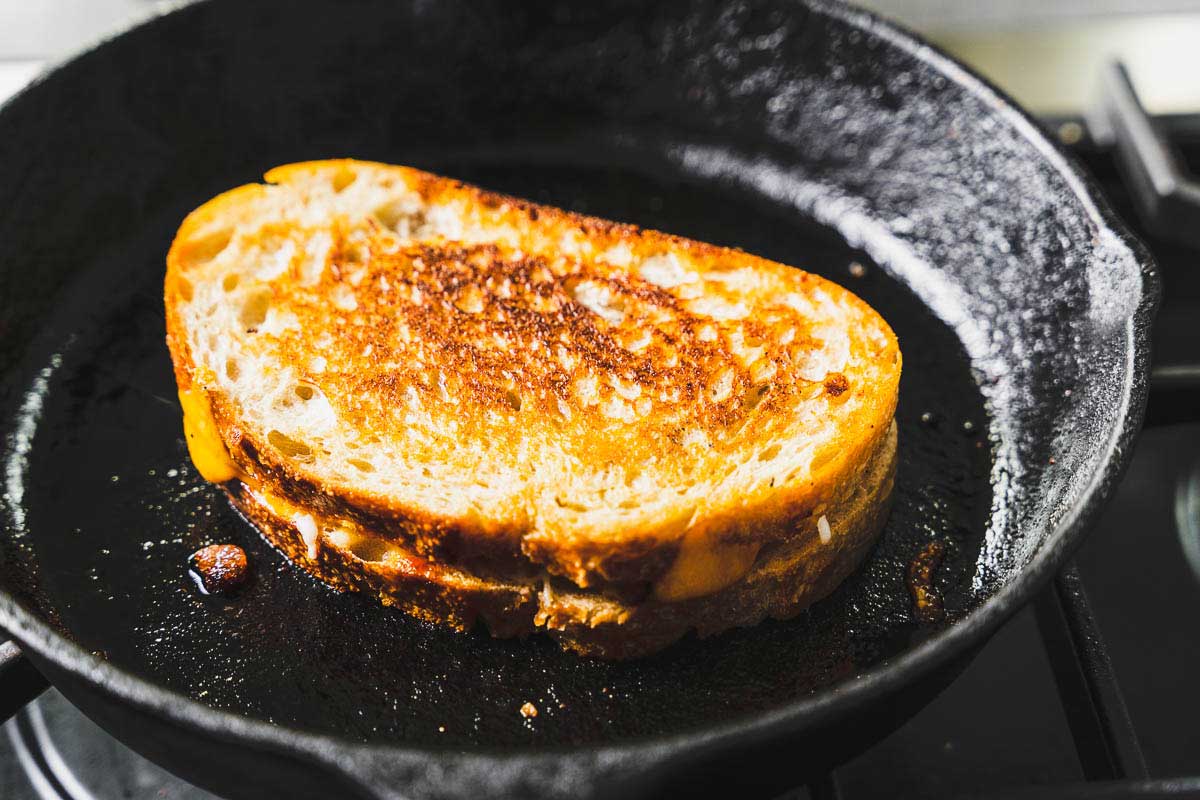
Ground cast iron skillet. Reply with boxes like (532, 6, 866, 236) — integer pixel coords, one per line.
(0, 0, 1157, 797)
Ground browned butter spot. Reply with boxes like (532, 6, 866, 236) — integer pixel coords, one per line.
(189, 543, 250, 595)
(907, 540, 946, 623)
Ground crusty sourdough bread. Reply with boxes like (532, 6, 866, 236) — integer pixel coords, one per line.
(165, 159, 901, 657)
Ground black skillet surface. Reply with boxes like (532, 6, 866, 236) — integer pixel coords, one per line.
(0, 1, 1156, 798)
(5, 159, 992, 744)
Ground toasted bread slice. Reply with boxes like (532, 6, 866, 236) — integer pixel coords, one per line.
(165, 159, 901, 657)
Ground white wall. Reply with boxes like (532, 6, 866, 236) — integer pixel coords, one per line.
(862, 0, 1200, 33)
(0, 0, 171, 59)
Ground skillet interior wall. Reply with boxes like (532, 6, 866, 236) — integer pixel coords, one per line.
(0, 0, 1143, 673)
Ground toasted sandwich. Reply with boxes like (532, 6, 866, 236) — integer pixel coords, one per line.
(164, 159, 901, 659)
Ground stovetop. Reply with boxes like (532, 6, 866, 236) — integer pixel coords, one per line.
(2, 63, 1200, 800)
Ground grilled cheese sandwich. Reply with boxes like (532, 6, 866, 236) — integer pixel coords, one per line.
(164, 159, 901, 658)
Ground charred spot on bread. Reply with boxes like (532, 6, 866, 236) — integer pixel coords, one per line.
(824, 373, 850, 396)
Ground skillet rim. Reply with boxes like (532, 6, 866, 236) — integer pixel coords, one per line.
(0, 0, 1160, 789)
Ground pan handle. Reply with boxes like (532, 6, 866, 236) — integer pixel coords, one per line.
(0, 637, 50, 724)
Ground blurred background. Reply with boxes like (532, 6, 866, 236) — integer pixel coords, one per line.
(5, 0, 1200, 113)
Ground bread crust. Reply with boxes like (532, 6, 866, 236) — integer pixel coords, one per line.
(228, 424, 895, 659)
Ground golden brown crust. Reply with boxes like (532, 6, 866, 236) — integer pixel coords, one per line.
(228, 424, 895, 659)
(229, 482, 541, 638)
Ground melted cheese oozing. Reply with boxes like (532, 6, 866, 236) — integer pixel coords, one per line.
(178, 388, 241, 483)
(654, 529, 761, 602)
(249, 487, 320, 557)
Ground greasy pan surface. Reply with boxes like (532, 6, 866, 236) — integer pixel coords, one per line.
(0, 1, 1155, 798)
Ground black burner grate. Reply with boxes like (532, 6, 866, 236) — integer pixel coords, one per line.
(802, 563, 1200, 798)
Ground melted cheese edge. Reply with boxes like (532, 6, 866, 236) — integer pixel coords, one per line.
(178, 387, 241, 483)
(654, 529, 761, 602)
